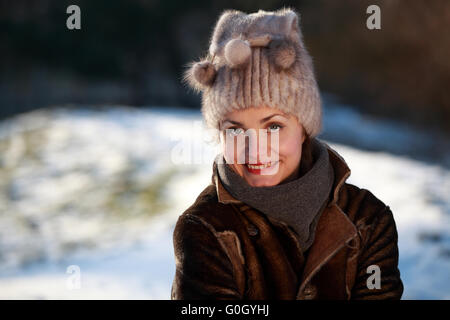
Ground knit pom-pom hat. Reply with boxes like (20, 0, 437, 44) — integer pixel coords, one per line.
(183, 7, 322, 138)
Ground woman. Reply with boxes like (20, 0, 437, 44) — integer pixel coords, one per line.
(171, 8, 403, 300)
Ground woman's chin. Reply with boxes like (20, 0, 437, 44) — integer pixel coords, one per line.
(240, 161, 281, 187)
(243, 174, 280, 187)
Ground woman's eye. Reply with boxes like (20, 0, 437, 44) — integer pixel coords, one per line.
(268, 123, 282, 132)
(227, 127, 244, 136)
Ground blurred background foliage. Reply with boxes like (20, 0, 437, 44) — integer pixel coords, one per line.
(1, 0, 449, 133)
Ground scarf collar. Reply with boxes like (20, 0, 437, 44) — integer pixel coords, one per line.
(213, 137, 335, 251)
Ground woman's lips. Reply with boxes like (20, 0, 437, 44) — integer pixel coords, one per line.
(244, 161, 279, 174)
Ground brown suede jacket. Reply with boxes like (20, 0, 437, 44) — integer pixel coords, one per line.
(171, 145, 404, 300)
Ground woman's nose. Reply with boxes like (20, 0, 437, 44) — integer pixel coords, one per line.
(245, 129, 273, 163)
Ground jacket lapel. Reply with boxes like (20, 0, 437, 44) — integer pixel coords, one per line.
(296, 203, 357, 297)
(213, 165, 244, 205)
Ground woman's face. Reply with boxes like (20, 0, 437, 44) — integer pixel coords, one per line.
(219, 106, 305, 187)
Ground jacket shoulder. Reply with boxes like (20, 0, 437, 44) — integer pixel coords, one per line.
(175, 183, 238, 233)
(339, 184, 403, 299)
(337, 182, 391, 226)
(171, 184, 243, 299)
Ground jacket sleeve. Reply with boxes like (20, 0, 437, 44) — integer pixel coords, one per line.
(171, 213, 242, 300)
(351, 206, 404, 299)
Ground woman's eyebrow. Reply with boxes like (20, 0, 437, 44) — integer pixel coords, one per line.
(222, 119, 243, 126)
(222, 113, 287, 127)
(260, 113, 287, 123)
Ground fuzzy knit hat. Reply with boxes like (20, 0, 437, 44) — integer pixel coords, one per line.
(183, 7, 322, 138)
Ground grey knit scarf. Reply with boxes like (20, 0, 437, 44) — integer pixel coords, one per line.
(215, 138, 335, 252)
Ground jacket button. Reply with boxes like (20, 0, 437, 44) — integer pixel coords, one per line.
(247, 224, 259, 236)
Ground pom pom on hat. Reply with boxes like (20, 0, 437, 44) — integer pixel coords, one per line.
(224, 38, 252, 68)
(268, 39, 297, 71)
(182, 60, 216, 92)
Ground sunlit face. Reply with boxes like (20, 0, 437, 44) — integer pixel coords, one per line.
(219, 106, 306, 187)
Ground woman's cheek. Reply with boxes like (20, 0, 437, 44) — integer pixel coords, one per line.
(279, 135, 302, 161)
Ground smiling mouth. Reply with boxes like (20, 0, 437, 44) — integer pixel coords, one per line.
(244, 161, 279, 170)
(246, 162, 272, 169)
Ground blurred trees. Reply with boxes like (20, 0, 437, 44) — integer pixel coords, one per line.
(304, 0, 450, 133)
(1, 0, 449, 133)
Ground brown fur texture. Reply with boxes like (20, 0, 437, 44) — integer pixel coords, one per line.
(182, 60, 216, 93)
(268, 38, 297, 71)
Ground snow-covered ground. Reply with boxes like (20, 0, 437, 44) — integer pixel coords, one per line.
(0, 102, 448, 299)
